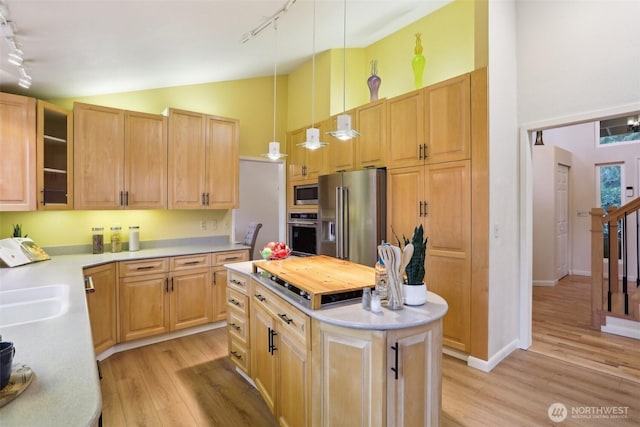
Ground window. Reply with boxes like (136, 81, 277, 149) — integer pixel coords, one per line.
(598, 114, 640, 146)
(596, 163, 624, 259)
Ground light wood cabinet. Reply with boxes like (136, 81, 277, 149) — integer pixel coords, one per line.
(227, 270, 252, 374)
(324, 112, 356, 173)
(119, 254, 213, 342)
(312, 319, 442, 427)
(0, 92, 36, 211)
(355, 99, 387, 169)
(251, 279, 310, 426)
(74, 103, 166, 209)
(387, 90, 424, 169)
(167, 108, 239, 209)
(84, 263, 117, 354)
(212, 249, 249, 321)
(37, 100, 73, 209)
(424, 73, 471, 165)
(287, 126, 325, 182)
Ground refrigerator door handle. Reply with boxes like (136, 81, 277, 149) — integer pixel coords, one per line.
(336, 187, 342, 259)
(336, 186, 349, 259)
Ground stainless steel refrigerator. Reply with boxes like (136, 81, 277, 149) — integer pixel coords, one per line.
(317, 169, 386, 266)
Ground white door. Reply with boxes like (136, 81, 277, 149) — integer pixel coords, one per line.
(555, 164, 569, 279)
(234, 158, 285, 259)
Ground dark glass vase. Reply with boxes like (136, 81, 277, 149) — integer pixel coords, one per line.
(367, 60, 381, 102)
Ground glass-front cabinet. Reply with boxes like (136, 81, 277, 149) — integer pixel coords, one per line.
(37, 100, 73, 209)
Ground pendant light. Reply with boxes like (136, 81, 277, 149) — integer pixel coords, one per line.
(327, 0, 359, 141)
(262, 21, 287, 160)
(298, 0, 327, 150)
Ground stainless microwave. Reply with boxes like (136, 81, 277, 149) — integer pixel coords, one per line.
(294, 183, 318, 205)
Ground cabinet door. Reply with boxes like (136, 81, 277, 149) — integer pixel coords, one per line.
(119, 273, 170, 341)
(205, 115, 239, 208)
(171, 267, 212, 330)
(424, 74, 470, 164)
(277, 331, 309, 427)
(325, 112, 355, 173)
(251, 303, 278, 415)
(168, 108, 206, 209)
(387, 323, 442, 427)
(0, 93, 36, 211)
(356, 99, 387, 169)
(74, 103, 125, 209)
(212, 266, 228, 321)
(287, 128, 308, 182)
(424, 160, 471, 351)
(386, 166, 425, 244)
(125, 111, 167, 209)
(84, 263, 117, 354)
(387, 90, 424, 169)
(37, 100, 73, 210)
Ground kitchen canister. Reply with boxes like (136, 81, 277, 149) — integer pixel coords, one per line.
(129, 226, 140, 251)
(110, 226, 122, 253)
(92, 227, 104, 254)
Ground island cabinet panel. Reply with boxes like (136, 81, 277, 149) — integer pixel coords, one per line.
(424, 73, 471, 165)
(356, 99, 387, 169)
(250, 279, 311, 426)
(213, 250, 248, 321)
(227, 269, 252, 375)
(0, 93, 37, 211)
(387, 90, 424, 169)
(84, 263, 117, 354)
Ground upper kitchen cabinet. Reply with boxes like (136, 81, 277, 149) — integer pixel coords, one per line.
(0, 92, 36, 211)
(355, 99, 387, 170)
(37, 101, 73, 209)
(74, 103, 167, 210)
(424, 73, 471, 165)
(287, 126, 324, 182)
(168, 109, 239, 209)
(324, 112, 356, 173)
(387, 90, 424, 169)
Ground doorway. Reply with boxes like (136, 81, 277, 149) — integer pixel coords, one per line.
(233, 158, 286, 257)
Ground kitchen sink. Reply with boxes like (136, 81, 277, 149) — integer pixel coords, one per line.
(0, 284, 70, 327)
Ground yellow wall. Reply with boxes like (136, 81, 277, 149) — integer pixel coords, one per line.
(286, 50, 332, 132)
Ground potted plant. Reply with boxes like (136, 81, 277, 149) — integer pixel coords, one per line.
(396, 225, 428, 305)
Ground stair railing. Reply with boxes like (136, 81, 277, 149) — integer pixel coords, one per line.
(590, 197, 640, 328)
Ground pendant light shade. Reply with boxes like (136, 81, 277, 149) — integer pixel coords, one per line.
(299, 0, 327, 150)
(262, 22, 287, 160)
(327, 0, 359, 141)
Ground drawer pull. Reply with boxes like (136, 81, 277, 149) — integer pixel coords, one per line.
(230, 351, 242, 360)
(223, 256, 241, 261)
(136, 265, 155, 270)
(182, 260, 201, 265)
(229, 323, 241, 331)
(254, 294, 266, 302)
(230, 279, 244, 286)
(228, 298, 241, 306)
(278, 313, 293, 325)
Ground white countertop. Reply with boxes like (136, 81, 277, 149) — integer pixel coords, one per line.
(225, 260, 448, 330)
(0, 242, 248, 427)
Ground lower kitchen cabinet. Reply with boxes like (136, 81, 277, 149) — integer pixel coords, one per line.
(84, 263, 117, 354)
(227, 269, 252, 375)
(170, 266, 212, 330)
(250, 279, 310, 427)
(212, 249, 249, 322)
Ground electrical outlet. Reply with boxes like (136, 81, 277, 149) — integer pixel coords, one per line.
(200, 220, 207, 231)
(210, 220, 217, 230)
(577, 210, 589, 217)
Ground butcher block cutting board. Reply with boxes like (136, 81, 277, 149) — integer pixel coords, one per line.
(253, 255, 375, 308)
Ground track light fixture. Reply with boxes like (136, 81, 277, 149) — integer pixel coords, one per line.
(1, 1, 32, 89)
(8, 49, 22, 65)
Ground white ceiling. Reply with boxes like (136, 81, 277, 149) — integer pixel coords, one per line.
(0, 0, 451, 99)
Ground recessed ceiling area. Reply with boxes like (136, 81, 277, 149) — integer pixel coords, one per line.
(0, 0, 452, 99)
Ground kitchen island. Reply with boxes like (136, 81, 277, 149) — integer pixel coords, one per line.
(0, 240, 248, 427)
(225, 256, 448, 426)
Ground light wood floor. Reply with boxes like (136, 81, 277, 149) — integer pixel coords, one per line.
(100, 277, 640, 426)
(530, 274, 640, 383)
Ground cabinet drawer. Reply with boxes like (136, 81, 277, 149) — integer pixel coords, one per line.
(227, 310, 248, 342)
(227, 288, 249, 315)
(228, 336, 250, 374)
(228, 271, 249, 295)
(119, 258, 169, 277)
(170, 253, 211, 271)
(252, 282, 309, 345)
(212, 250, 248, 266)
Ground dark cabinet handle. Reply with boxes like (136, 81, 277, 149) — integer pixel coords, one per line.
(223, 256, 241, 261)
(84, 276, 95, 294)
(228, 298, 241, 306)
(278, 313, 293, 325)
(170, 277, 174, 292)
(136, 265, 154, 270)
(230, 351, 242, 360)
(391, 342, 399, 380)
(125, 191, 129, 206)
(230, 278, 243, 285)
(254, 294, 266, 302)
(268, 327, 278, 355)
(229, 323, 241, 331)
(165, 278, 169, 293)
(419, 144, 423, 160)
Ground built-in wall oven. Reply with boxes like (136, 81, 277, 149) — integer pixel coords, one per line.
(288, 212, 318, 256)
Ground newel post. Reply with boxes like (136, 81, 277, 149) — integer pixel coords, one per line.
(590, 208, 604, 328)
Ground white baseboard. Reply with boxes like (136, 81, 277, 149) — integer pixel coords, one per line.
(533, 280, 557, 287)
(467, 339, 519, 372)
(442, 346, 469, 362)
(96, 321, 226, 361)
(570, 269, 591, 277)
(601, 316, 640, 340)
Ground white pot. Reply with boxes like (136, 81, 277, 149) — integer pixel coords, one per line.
(403, 283, 428, 306)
